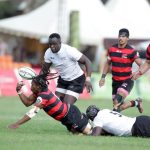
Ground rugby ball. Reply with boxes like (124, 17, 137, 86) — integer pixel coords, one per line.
(18, 67, 36, 80)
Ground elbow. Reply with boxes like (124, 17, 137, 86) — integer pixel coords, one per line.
(24, 102, 33, 107)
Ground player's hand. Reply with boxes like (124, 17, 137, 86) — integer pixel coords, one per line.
(16, 81, 24, 93)
(131, 71, 142, 80)
(99, 78, 105, 87)
(85, 77, 93, 93)
(8, 123, 19, 129)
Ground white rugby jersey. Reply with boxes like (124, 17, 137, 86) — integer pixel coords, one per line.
(44, 44, 84, 81)
(93, 109, 136, 136)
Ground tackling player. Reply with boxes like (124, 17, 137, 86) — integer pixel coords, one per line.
(86, 105, 150, 137)
(40, 33, 93, 104)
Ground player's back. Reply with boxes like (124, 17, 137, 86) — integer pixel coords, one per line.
(93, 109, 136, 136)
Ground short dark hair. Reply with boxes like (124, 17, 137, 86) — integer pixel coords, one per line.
(33, 74, 48, 89)
(119, 28, 129, 37)
(49, 33, 61, 40)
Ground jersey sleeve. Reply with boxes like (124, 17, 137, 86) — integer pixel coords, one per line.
(93, 114, 103, 128)
(146, 44, 150, 60)
(130, 50, 139, 61)
(67, 46, 83, 61)
(44, 49, 52, 63)
(34, 96, 47, 106)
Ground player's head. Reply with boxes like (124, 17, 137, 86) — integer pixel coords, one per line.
(49, 33, 61, 53)
(86, 105, 100, 121)
(31, 74, 48, 93)
(31, 71, 58, 93)
(118, 28, 129, 46)
(119, 28, 129, 38)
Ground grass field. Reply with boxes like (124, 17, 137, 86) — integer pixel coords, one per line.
(0, 96, 150, 150)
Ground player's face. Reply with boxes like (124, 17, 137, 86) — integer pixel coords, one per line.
(31, 81, 40, 93)
(49, 38, 61, 53)
(118, 35, 128, 47)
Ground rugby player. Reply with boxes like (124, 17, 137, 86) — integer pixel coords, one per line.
(40, 33, 93, 104)
(8, 73, 91, 134)
(99, 28, 143, 113)
(132, 44, 150, 80)
(86, 105, 150, 137)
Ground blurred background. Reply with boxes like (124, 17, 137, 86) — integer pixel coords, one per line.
(0, 0, 150, 100)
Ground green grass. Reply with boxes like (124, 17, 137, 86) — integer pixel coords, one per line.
(0, 96, 150, 150)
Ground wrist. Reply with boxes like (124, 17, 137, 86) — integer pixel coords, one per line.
(101, 74, 106, 79)
(86, 76, 91, 82)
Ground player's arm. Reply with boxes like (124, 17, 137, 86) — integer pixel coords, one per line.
(8, 103, 43, 129)
(134, 57, 142, 67)
(40, 62, 52, 74)
(16, 81, 36, 106)
(139, 59, 150, 75)
(91, 126, 105, 136)
(78, 54, 93, 92)
(99, 59, 111, 87)
(132, 58, 149, 80)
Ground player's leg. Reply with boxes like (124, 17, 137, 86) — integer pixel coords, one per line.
(64, 74, 86, 104)
(113, 79, 133, 112)
(120, 97, 143, 113)
(114, 79, 143, 113)
(132, 116, 150, 137)
(112, 80, 124, 111)
(55, 76, 67, 101)
(61, 105, 91, 134)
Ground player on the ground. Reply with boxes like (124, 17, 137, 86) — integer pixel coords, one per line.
(86, 105, 150, 137)
(8, 73, 91, 134)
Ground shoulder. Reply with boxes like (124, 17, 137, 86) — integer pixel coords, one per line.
(97, 109, 111, 116)
(125, 44, 134, 50)
(45, 48, 51, 55)
(62, 43, 78, 51)
(108, 44, 118, 51)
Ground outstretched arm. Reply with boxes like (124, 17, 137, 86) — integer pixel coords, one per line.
(8, 106, 40, 129)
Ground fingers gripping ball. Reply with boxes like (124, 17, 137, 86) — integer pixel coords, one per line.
(18, 67, 36, 80)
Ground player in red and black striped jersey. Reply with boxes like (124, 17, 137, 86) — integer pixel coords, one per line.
(8, 73, 91, 134)
(99, 28, 143, 113)
(132, 44, 150, 80)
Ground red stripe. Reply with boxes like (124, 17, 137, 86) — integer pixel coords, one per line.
(112, 66, 131, 72)
(146, 46, 150, 59)
(110, 47, 134, 54)
(44, 96, 57, 106)
(47, 101, 62, 115)
(55, 103, 68, 120)
(111, 56, 132, 63)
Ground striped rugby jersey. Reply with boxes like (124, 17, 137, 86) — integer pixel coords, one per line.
(107, 44, 138, 81)
(36, 89, 68, 121)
